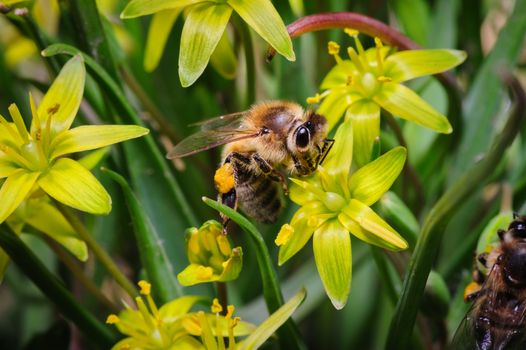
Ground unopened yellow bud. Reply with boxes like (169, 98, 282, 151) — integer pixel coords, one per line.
(306, 93, 321, 105)
(327, 41, 340, 55)
(275, 224, 294, 246)
(216, 235, 231, 256)
(344, 28, 359, 37)
(138, 280, 151, 295)
(211, 298, 223, 313)
(106, 314, 120, 324)
(214, 163, 235, 194)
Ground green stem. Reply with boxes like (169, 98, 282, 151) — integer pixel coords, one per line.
(386, 74, 526, 349)
(0, 224, 118, 348)
(234, 16, 256, 107)
(216, 282, 228, 315)
(43, 235, 120, 313)
(202, 197, 305, 350)
(54, 202, 138, 299)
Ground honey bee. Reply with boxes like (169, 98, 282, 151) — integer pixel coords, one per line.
(167, 101, 334, 224)
(451, 215, 526, 350)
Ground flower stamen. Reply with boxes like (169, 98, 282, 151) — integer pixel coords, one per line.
(374, 37, 385, 75)
(347, 47, 364, 72)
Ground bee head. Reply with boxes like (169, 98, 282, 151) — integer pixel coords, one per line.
(291, 111, 327, 153)
(503, 244, 526, 287)
(509, 216, 526, 239)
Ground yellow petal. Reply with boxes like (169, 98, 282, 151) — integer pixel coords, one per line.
(179, 3, 233, 87)
(341, 199, 407, 250)
(313, 219, 352, 309)
(384, 49, 467, 83)
(159, 296, 205, 320)
(0, 170, 40, 223)
(349, 146, 406, 205)
(120, 0, 204, 18)
(0, 158, 19, 178)
(177, 264, 218, 286)
(51, 125, 149, 159)
(38, 158, 111, 215)
(144, 9, 181, 72)
(346, 100, 380, 168)
(227, 0, 295, 61)
(209, 29, 238, 79)
(374, 82, 452, 134)
(35, 55, 85, 134)
(317, 88, 359, 130)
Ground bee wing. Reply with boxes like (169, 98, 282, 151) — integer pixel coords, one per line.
(449, 304, 478, 350)
(167, 127, 259, 159)
(189, 111, 246, 131)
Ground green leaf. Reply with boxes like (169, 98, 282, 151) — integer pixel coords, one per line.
(0, 170, 40, 223)
(103, 168, 182, 302)
(51, 125, 149, 159)
(144, 9, 182, 72)
(392, 0, 430, 45)
(384, 49, 466, 83)
(346, 100, 380, 168)
(239, 288, 306, 350)
(38, 158, 111, 215)
(179, 3, 233, 87)
(35, 55, 85, 134)
(227, 0, 295, 61)
(377, 191, 419, 248)
(349, 146, 406, 205)
(120, 0, 204, 18)
(313, 219, 352, 309)
(375, 82, 452, 133)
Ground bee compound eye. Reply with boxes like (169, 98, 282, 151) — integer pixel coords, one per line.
(295, 126, 310, 148)
(510, 220, 526, 237)
(505, 248, 526, 286)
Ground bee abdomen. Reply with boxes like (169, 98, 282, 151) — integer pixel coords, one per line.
(237, 176, 283, 224)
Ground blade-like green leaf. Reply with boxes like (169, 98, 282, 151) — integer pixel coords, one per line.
(144, 9, 182, 72)
(51, 125, 149, 159)
(375, 82, 452, 133)
(38, 158, 111, 215)
(313, 219, 352, 309)
(239, 288, 306, 350)
(179, 3, 232, 87)
(103, 168, 182, 302)
(227, 0, 295, 61)
(349, 146, 407, 205)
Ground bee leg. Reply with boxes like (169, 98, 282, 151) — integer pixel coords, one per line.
(219, 189, 237, 233)
(251, 154, 289, 195)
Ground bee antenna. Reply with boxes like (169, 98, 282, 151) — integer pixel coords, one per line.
(498, 229, 506, 240)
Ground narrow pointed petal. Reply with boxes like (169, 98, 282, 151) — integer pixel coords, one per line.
(228, 0, 295, 61)
(120, 0, 204, 18)
(342, 199, 407, 250)
(0, 170, 39, 223)
(144, 9, 181, 72)
(36, 55, 85, 134)
(349, 146, 406, 206)
(347, 100, 380, 167)
(313, 220, 352, 309)
(239, 289, 306, 350)
(51, 125, 149, 159)
(209, 29, 238, 79)
(374, 82, 452, 133)
(0, 159, 18, 178)
(179, 3, 232, 87)
(24, 199, 88, 261)
(278, 202, 329, 265)
(384, 49, 467, 82)
(322, 118, 353, 176)
(317, 88, 357, 129)
(158, 296, 205, 320)
(38, 158, 111, 214)
(320, 60, 356, 89)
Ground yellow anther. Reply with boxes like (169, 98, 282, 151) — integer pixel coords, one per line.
(196, 266, 214, 280)
(344, 28, 359, 37)
(230, 316, 241, 328)
(216, 235, 231, 256)
(214, 163, 235, 194)
(327, 41, 340, 55)
(346, 75, 353, 85)
(374, 37, 383, 48)
(275, 224, 294, 246)
(138, 280, 151, 295)
(306, 93, 321, 105)
(377, 76, 392, 82)
(105, 314, 120, 324)
(226, 305, 235, 319)
(211, 298, 223, 313)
